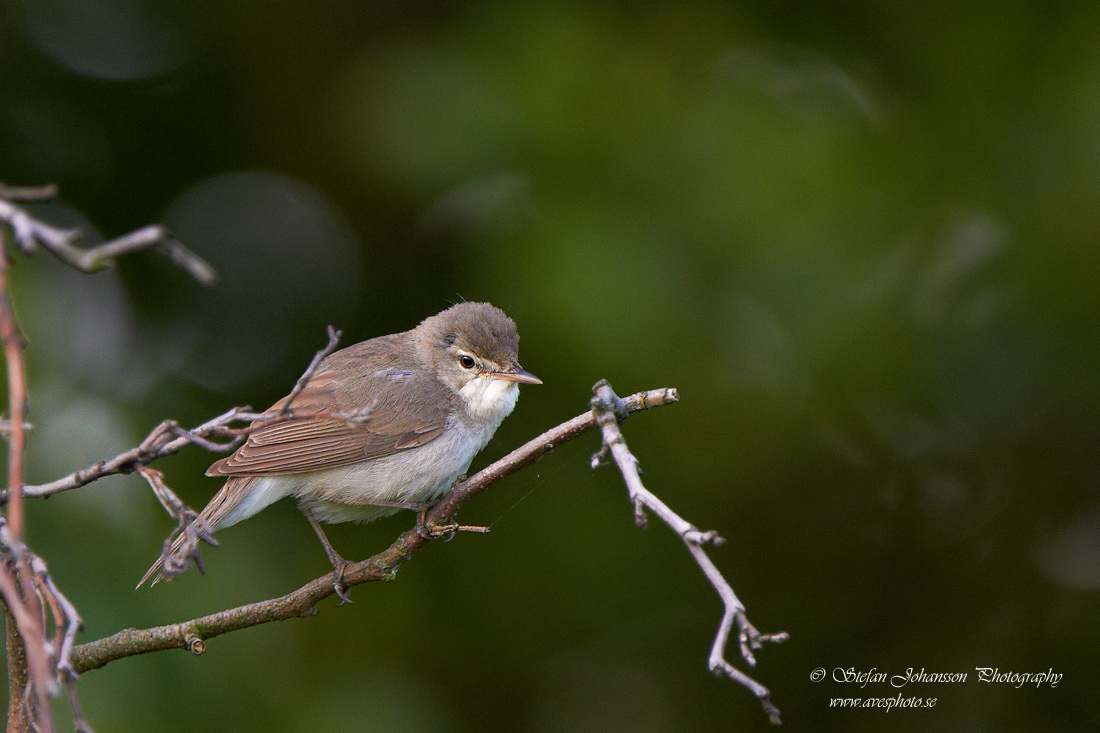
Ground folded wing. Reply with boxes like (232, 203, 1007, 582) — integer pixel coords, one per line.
(207, 339, 452, 477)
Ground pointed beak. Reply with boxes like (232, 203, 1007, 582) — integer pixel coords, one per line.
(494, 366, 543, 385)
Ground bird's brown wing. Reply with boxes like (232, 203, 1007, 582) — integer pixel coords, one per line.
(207, 337, 453, 477)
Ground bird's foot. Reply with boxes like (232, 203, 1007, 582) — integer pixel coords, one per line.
(329, 555, 354, 605)
(415, 511, 491, 541)
(417, 513, 456, 541)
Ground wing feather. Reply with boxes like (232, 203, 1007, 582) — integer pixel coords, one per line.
(207, 335, 453, 477)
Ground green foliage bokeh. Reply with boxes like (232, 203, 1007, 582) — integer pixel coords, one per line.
(3, 1, 1100, 730)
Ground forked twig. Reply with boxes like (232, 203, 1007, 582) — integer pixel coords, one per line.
(0, 523, 90, 733)
(30, 555, 93, 733)
(0, 192, 216, 285)
(137, 467, 218, 579)
(589, 379, 787, 726)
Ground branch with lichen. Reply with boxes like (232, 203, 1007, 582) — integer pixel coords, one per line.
(70, 386, 679, 672)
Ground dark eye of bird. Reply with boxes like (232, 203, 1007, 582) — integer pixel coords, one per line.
(459, 354, 476, 369)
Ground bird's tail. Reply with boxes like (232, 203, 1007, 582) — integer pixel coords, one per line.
(137, 527, 196, 588)
(137, 476, 262, 588)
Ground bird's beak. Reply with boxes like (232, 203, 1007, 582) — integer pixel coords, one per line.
(494, 366, 543, 385)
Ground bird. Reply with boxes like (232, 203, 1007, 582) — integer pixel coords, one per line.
(139, 301, 540, 598)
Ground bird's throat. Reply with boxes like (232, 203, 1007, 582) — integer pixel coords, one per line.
(458, 376, 520, 423)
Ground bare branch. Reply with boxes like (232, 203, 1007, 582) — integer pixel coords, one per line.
(137, 467, 218, 579)
(0, 181, 218, 732)
(589, 379, 787, 726)
(69, 387, 679, 673)
(3, 603, 32, 731)
(0, 192, 216, 284)
(281, 325, 341, 413)
(0, 561, 53, 732)
(0, 268, 28, 540)
(4, 409, 254, 503)
(0, 183, 58, 202)
(29, 555, 92, 733)
(4, 326, 343, 504)
(0, 226, 59, 731)
(1, 523, 91, 733)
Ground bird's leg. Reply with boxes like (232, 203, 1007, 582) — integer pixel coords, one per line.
(305, 513, 354, 604)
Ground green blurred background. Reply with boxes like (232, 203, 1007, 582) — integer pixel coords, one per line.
(3, 1, 1100, 730)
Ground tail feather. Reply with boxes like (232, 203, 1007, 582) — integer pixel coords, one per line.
(136, 530, 194, 588)
(137, 476, 262, 588)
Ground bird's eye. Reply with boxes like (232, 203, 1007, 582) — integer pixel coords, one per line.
(459, 354, 476, 369)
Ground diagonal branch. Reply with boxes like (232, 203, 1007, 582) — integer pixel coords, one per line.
(138, 467, 218, 578)
(69, 387, 680, 673)
(281, 325, 340, 413)
(589, 379, 787, 726)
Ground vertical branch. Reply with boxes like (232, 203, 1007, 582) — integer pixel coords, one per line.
(0, 236, 55, 732)
(4, 603, 31, 732)
(0, 565, 52, 733)
(0, 265, 26, 539)
(0, 182, 212, 732)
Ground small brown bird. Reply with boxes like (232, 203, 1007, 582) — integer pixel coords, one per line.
(140, 302, 540, 596)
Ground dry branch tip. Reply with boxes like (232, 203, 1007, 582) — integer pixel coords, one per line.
(589, 380, 784, 725)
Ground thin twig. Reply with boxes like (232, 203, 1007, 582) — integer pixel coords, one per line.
(0, 194, 216, 284)
(0, 183, 58, 202)
(0, 267, 27, 540)
(0, 417, 34, 438)
(69, 387, 680, 673)
(281, 325, 340, 414)
(30, 555, 92, 733)
(589, 379, 787, 726)
(4, 326, 342, 504)
(138, 467, 217, 577)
